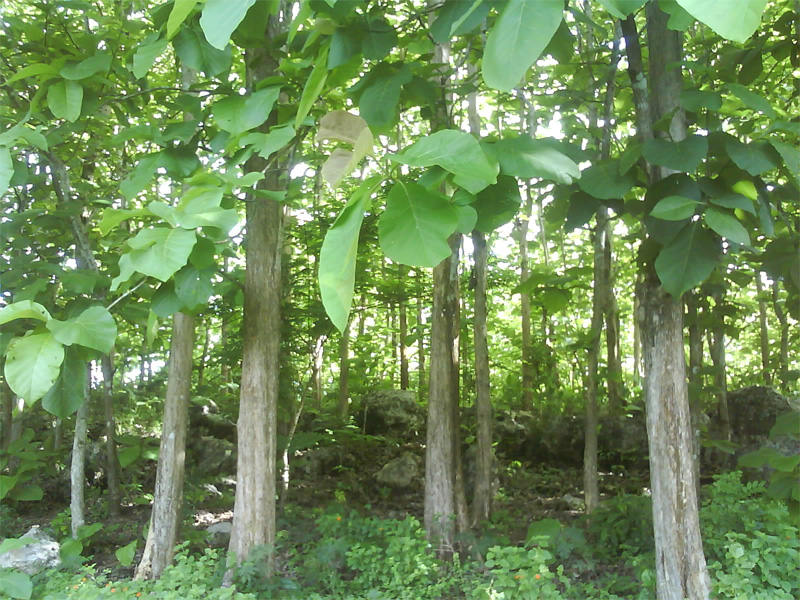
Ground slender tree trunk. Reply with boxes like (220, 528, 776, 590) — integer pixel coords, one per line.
(519, 192, 534, 411)
(135, 312, 195, 579)
(0, 377, 13, 453)
(100, 355, 121, 518)
(227, 33, 284, 575)
(417, 272, 426, 396)
(709, 300, 730, 445)
(399, 266, 410, 390)
(338, 321, 351, 419)
(754, 275, 771, 385)
(686, 292, 704, 490)
(626, 5, 711, 598)
(772, 281, 790, 391)
(198, 319, 210, 389)
(70, 371, 89, 539)
(311, 336, 324, 408)
(471, 230, 493, 524)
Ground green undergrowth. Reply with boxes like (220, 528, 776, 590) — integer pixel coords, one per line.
(22, 472, 799, 600)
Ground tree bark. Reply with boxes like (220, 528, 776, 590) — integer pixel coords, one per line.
(135, 312, 195, 579)
(338, 321, 351, 419)
(629, 4, 712, 598)
(709, 297, 730, 445)
(519, 192, 534, 411)
(227, 33, 284, 575)
(471, 230, 493, 524)
(416, 273, 426, 396)
(686, 292, 704, 491)
(771, 281, 790, 391)
(754, 275, 771, 385)
(399, 274, 410, 390)
(100, 355, 121, 518)
(70, 371, 89, 539)
(0, 377, 13, 453)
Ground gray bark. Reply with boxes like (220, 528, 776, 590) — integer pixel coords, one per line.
(100, 355, 121, 518)
(135, 312, 195, 579)
(70, 373, 89, 539)
(338, 322, 351, 419)
(754, 275, 771, 385)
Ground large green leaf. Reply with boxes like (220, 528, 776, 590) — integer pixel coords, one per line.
(726, 83, 775, 117)
(174, 186, 239, 232)
(675, 0, 767, 43)
(724, 139, 779, 176)
(47, 80, 83, 122)
(0, 146, 12, 193)
(120, 152, 164, 200)
(174, 265, 214, 310)
(0, 569, 32, 600)
(357, 64, 411, 131)
(0, 300, 51, 325)
(655, 222, 718, 297)
(769, 139, 800, 187)
(60, 53, 112, 80)
(41, 347, 86, 419)
(487, 136, 579, 184)
(389, 130, 497, 194)
(704, 207, 750, 245)
(680, 89, 723, 113)
(127, 227, 198, 282)
(642, 135, 708, 173)
(173, 28, 232, 77)
(708, 192, 756, 215)
(245, 124, 296, 160)
(595, 0, 649, 18)
(132, 37, 169, 79)
(473, 175, 522, 233)
(200, 0, 257, 50)
(361, 17, 397, 61)
(295, 46, 329, 128)
(4, 333, 65, 404)
(578, 160, 636, 200)
(46, 306, 117, 354)
(431, 0, 490, 43)
(482, 0, 563, 92)
(379, 182, 458, 268)
(650, 196, 701, 221)
(167, 0, 199, 39)
(214, 87, 281, 136)
(319, 177, 379, 332)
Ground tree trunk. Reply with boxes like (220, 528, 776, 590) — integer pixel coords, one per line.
(70, 371, 89, 539)
(399, 271, 409, 390)
(471, 230, 493, 524)
(338, 322, 350, 419)
(629, 4, 712, 598)
(417, 272, 426, 396)
(227, 36, 284, 575)
(0, 377, 13, 453)
(709, 300, 730, 445)
(135, 312, 195, 579)
(686, 292, 704, 491)
(754, 275, 771, 385)
(519, 192, 534, 411)
(198, 318, 210, 389)
(100, 354, 121, 518)
(772, 281, 790, 391)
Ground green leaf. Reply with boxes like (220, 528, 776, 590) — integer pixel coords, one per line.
(98, 208, 148, 235)
(473, 175, 522, 233)
(0, 146, 13, 193)
(357, 64, 411, 131)
(0, 569, 32, 600)
(724, 139, 779, 176)
(769, 139, 800, 187)
(361, 17, 397, 60)
(296, 46, 329, 128)
(0, 476, 18, 501)
(116, 540, 138, 567)
(8, 485, 43, 501)
(4, 333, 65, 404)
(726, 82, 775, 117)
(431, 0, 490, 43)
(167, 0, 199, 39)
(132, 37, 169, 79)
(127, 227, 198, 282)
(675, 0, 767, 43)
(704, 207, 751, 245)
(619, 141, 643, 174)
(655, 222, 718, 297)
(47, 80, 83, 122)
(175, 186, 239, 232)
(642, 135, 708, 173)
(200, 0, 257, 50)
(482, 0, 563, 92)
(379, 182, 458, 268)
(251, 124, 296, 160)
(174, 266, 214, 310)
(661, 0, 695, 31)
(708, 192, 755, 215)
(488, 137, 580, 184)
(120, 153, 164, 200)
(46, 306, 117, 354)
(455, 204, 478, 234)
(738, 447, 781, 468)
(41, 347, 86, 419)
(173, 28, 232, 77)
(595, 0, 648, 18)
(680, 89, 723, 112)
(328, 27, 361, 69)
(0, 300, 51, 325)
(214, 87, 281, 136)
(5, 63, 59, 84)
(578, 160, 636, 200)
(319, 177, 379, 332)
(389, 130, 497, 194)
(650, 196, 701, 221)
(60, 53, 112, 80)
(771, 412, 800, 440)
(152, 283, 183, 318)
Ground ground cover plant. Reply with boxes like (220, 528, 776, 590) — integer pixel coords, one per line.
(1, 0, 798, 599)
